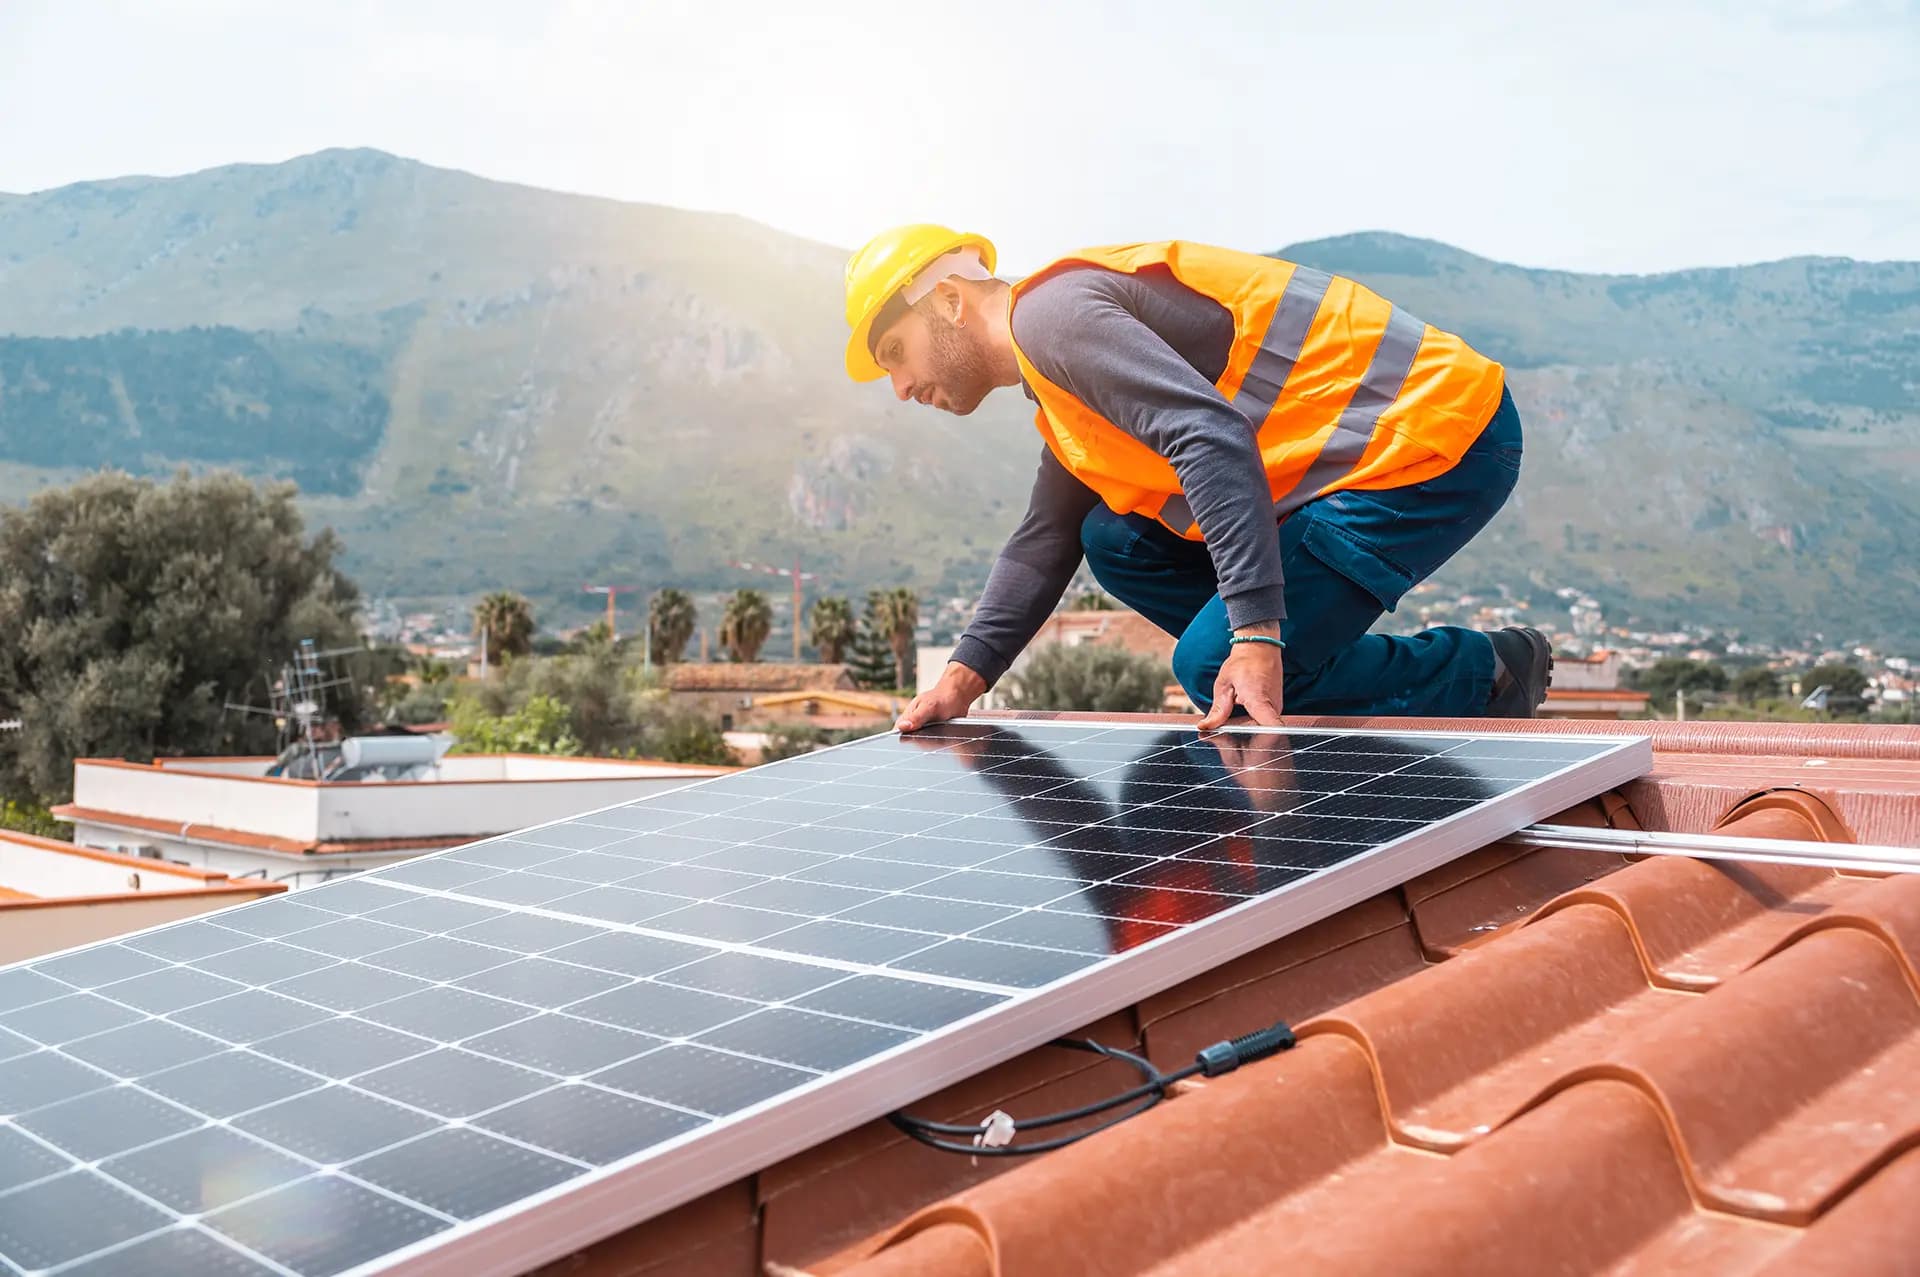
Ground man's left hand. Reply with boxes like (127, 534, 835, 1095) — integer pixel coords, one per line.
(1198, 627, 1285, 730)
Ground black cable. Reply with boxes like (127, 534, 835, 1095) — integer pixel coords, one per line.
(889, 1020, 1294, 1157)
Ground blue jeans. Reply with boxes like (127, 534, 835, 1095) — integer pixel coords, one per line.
(1081, 386, 1524, 717)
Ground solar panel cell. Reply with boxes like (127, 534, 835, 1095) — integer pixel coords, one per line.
(140, 1050, 323, 1120)
(16, 1087, 200, 1161)
(57, 1225, 276, 1276)
(465, 1013, 662, 1075)
(205, 1174, 449, 1277)
(233, 1086, 439, 1164)
(473, 1085, 702, 1165)
(0, 1171, 174, 1270)
(694, 1007, 912, 1072)
(348, 1128, 582, 1221)
(594, 1044, 815, 1116)
(789, 975, 1004, 1032)
(99, 1124, 306, 1213)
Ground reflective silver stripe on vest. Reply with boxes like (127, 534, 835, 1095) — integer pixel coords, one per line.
(1156, 266, 1333, 535)
(1271, 305, 1426, 517)
(1158, 267, 1419, 536)
(1228, 266, 1333, 428)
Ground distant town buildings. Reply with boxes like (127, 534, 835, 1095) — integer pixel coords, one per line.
(365, 574, 1915, 725)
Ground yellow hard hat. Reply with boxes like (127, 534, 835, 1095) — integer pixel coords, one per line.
(843, 224, 997, 382)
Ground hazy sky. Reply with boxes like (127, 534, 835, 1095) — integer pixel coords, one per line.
(3, 0, 1915, 274)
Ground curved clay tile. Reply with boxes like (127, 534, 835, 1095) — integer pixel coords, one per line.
(1563, 926, 1920, 1224)
(1301, 903, 1683, 1150)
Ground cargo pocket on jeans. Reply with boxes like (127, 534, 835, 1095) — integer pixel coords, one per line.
(1295, 496, 1422, 612)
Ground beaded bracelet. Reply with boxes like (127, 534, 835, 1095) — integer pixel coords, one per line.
(1228, 634, 1286, 650)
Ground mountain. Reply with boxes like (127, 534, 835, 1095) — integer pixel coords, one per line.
(1278, 233, 1920, 642)
(0, 149, 1040, 615)
(0, 150, 1915, 644)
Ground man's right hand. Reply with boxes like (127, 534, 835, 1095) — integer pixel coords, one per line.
(896, 662, 989, 733)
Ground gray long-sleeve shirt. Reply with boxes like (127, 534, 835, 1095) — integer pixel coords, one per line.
(950, 264, 1288, 686)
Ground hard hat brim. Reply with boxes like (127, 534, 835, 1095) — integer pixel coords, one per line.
(845, 319, 889, 383)
(844, 230, 995, 384)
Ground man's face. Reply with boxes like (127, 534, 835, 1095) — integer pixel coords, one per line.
(872, 297, 996, 416)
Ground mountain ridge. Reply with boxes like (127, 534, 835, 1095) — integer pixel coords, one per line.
(1283, 227, 1906, 279)
(1, 150, 1915, 644)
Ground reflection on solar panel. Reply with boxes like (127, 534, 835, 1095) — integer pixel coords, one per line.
(0, 721, 1647, 1275)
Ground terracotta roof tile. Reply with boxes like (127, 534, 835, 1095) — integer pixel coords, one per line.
(1531, 854, 1862, 989)
(664, 663, 853, 692)
(1307, 901, 1690, 1151)
(1606, 924, 1920, 1222)
(1783, 873, 1920, 980)
(1401, 837, 1635, 958)
(1748, 1147, 1920, 1276)
(1031, 611, 1178, 664)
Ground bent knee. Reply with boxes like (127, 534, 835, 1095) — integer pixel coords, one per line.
(1171, 632, 1220, 708)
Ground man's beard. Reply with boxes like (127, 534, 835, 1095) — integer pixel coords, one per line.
(924, 311, 994, 415)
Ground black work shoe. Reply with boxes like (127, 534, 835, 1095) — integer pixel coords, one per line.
(1487, 626, 1553, 718)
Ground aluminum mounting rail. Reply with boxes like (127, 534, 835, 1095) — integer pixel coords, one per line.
(1513, 823, 1920, 876)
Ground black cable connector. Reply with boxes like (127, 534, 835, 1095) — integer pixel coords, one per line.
(1195, 1021, 1296, 1077)
(890, 1019, 1294, 1157)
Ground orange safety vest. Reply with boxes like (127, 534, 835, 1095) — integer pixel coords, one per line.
(1008, 242, 1505, 539)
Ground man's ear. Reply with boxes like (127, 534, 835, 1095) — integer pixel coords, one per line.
(929, 277, 967, 325)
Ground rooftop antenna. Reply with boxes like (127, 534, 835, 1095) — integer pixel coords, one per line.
(224, 639, 360, 777)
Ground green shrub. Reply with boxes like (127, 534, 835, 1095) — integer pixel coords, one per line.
(1003, 645, 1166, 714)
(0, 799, 69, 841)
(449, 694, 581, 755)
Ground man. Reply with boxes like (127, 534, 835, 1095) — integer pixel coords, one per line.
(841, 225, 1551, 732)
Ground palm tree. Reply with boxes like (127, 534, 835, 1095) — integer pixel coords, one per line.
(847, 593, 896, 690)
(809, 596, 855, 663)
(648, 589, 697, 666)
(875, 587, 920, 690)
(719, 589, 773, 663)
(473, 591, 535, 662)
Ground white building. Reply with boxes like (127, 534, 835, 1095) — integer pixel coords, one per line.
(0, 831, 284, 962)
(54, 749, 735, 889)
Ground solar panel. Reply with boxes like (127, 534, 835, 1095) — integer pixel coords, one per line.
(0, 720, 1647, 1276)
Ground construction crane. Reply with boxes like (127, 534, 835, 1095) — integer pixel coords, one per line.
(731, 557, 818, 661)
(582, 584, 642, 641)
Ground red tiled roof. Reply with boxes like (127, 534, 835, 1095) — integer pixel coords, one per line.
(1032, 611, 1178, 664)
(522, 714, 1920, 1277)
(51, 805, 477, 857)
(1544, 687, 1650, 701)
(666, 663, 855, 692)
(753, 690, 899, 714)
